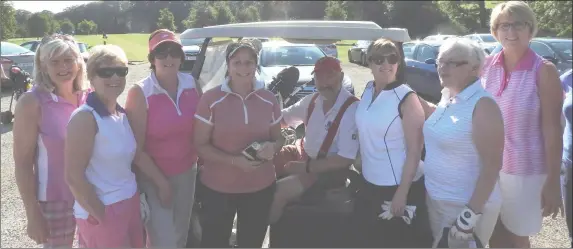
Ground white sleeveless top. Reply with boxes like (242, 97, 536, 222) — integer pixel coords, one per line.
(70, 93, 138, 219)
(423, 80, 501, 203)
(355, 81, 423, 186)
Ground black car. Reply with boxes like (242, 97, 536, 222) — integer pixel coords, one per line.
(402, 40, 443, 103)
(348, 40, 372, 65)
(490, 38, 572, 75)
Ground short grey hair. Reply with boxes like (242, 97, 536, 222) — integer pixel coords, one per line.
(438, 37, 487, 74)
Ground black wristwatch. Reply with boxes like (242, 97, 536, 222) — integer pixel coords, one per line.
(305, 157, 312, 173)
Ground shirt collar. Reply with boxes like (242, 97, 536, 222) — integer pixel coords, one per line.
(221, 76, 265, 94)
(86, 91, 125, 117)
(150, 71, 187, 93)
(492, 48, 536, 71)
(441, 79, 482, 103)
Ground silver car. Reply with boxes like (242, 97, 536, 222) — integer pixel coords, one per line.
(1, 42, 35, 88)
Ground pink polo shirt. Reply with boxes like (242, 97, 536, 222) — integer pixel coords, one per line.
(481, 48, 546, 176)
(194, 78, 282, 194)
(138, 72, 200, 176)
(30, 86, 90, 202)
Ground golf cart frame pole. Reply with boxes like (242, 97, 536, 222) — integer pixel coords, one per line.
(191, 37, 212, 96)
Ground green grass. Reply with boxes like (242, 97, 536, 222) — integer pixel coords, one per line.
(7, 34, 151, 61)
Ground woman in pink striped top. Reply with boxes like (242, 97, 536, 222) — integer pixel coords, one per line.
(482, 1, 564, 248)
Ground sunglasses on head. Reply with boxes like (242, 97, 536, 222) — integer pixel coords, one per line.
(369, 54, 399, 65)
(153, 45, 183, 60)
(95, 67, 129, 78)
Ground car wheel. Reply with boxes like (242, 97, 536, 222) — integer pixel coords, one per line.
(1, 111, 13, 124)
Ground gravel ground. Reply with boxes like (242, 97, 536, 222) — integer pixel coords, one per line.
(1, 62, 569, 248)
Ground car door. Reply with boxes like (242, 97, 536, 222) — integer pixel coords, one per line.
(20, 42, 35, 52)
(406, 44, 441, 102)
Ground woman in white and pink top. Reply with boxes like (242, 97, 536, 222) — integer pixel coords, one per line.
(483, 1, 564, 248)
(124, 29, 201, 247)
(13, 35, 90, 248)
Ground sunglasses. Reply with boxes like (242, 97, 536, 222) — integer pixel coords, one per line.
(153, 45, 183, 60)
(368, 54, 399, 65)
(497, 21, 529, 32)
(95, 67, 129, 78)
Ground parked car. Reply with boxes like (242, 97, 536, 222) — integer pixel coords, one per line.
(423, 34, 455, 42)
(490, 38, 572, 75)
(464, 33, 498, 54)
(180, 38, 205, 71)
(257, 41, 354, 98)
(317, 43, 338, 58)
(20, 40, 90, 62)
(348, 40, 372, 65)
(1, 42, 35, 88)
(402, 40, 443, 103)
(243, 37, 271, 43)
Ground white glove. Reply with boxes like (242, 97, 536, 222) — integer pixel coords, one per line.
(449, 207, 481, 241)
(378, 201, 417, 225)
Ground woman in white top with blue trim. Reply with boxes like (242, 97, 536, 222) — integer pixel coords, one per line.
(422, 38, 504, 248)
(65, 45, 143, 248)
(353, 38, 432, 248)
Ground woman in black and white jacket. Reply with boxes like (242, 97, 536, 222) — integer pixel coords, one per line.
(353, 38, 431, 248)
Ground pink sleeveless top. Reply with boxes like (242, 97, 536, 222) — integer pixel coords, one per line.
(31, 86, 90, 202)
(481, 48, 546, 176)
(138, 72, 200, 176)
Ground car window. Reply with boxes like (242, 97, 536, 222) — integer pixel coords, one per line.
(77, 43, 88, 53)
(416, 45, 437, 62)
(549, 41, 572, 60)
(530, 41, 554, 58)
(21, 42, 34, 51)
(260, 45, 325, 67)
(403, 43, 415, 59)
(1, 42, 33, 56)
(181, 38, 205, 46)
(358, 40, 371, 48)
(479, 34, 496, 43)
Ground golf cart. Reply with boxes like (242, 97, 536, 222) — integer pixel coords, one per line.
(181, 20, 411, 248)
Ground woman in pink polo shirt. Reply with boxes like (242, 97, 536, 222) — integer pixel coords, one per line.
(483, 1, 564, 248)
(13, 34, 90, 248)
(194, 41, 284, 248)
(124, 29, 201, 247)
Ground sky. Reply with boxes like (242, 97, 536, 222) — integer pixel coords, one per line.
(10, 1, 95, 14)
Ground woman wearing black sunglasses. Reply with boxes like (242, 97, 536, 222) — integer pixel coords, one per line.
(65, 44, 144, 248)
(124, 29, 201, 247)
(352, 38, 431, 247)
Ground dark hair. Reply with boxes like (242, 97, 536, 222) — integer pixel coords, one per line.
(224, 41, 259, 77)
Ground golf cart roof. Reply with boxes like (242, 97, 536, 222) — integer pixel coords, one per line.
(180, 20, 411, 43)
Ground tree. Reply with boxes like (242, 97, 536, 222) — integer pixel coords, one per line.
(60, 19, 75, 34)
(214, 2, 236, 25)
(324, 1, 348, 20)
(390, 1, 447, 38)
(528, 1, 572, 37)
(288, 1, 327, 20)
(156, 8, 177, 31)
(237, 6, 261, 23)
(77, 19, 97, 35)
(27, 13, 51, 38)
(183, 1, 218, 28)
(0, 1, 17, 40)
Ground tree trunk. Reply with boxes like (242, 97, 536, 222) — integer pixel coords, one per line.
(478, 0, 487, 29)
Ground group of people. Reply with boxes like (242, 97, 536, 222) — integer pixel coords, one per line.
(11, 1, 571, 248)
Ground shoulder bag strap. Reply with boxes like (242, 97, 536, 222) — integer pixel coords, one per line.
(316, 96, 359, 159)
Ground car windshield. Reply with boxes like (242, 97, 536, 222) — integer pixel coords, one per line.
(181, 38, 204, 46)
(550, 41, 572, 60)
(77, 43, 88, 53)
(260, 45, 325, 67)
(1, 42, 33, 56)
(479, 34, 496, 43)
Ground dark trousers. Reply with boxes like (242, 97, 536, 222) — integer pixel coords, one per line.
(199, 181, 276, 248)
(352, 177, 433, 248)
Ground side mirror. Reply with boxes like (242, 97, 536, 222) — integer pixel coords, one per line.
(542, 55, 559, 65)
(425, 58, 436, 65)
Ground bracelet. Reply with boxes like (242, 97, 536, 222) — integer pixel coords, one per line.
(306, 157, 312, 173)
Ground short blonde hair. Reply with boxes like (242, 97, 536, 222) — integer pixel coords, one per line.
(438, 37, 487, 74)
(33, 37, 88, 92)
(490, 1, 538, 39)
(366, 38, 401, 61)
(86, 45, 128, 81)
